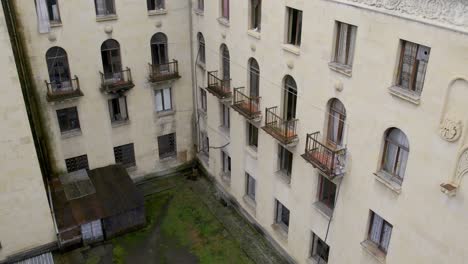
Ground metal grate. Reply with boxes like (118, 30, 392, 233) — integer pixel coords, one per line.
(65, 155, 89, 173)
(114, 143, 136, 168)
(158, 133, 177, 159)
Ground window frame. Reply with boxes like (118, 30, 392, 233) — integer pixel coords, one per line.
(278, 145, 293, 177)
(65, 155, 89, 173)
(249, 58, 260, 98)
(45, 0, 61, 23)
(318, 175, 337, 210)
(275, 200, 290, 232)
(46, 47, 71, 90)
(108, 96, 129, 123)
(247, 122, 259, 149)
(198, 33, 206, 64)
(326, 99, 346, 148)
(200, 88, 207, 112)
(221, 0, 229, 20)
(157, 133, 177, 159)
(283, 75, 297, 121)
(114, 143, 136, 168)
(155, 87, 173, 113)
(221, 151, 231, 176)
(368, 211, 393, 254)
(147, 0, 165, 11)
(333, 21, 357, 67)
(396, 40, 431, 95)
(381, 128, 409, 184)
(94, 0, 116, 16)
(57, 107, 80, 133)
(221, 103, 230, 129)
(249, 0, 261, 31)
(286, 7, 302, 46)
(197, 0, 204, 11)
(310, 233, 330, 263)
(246, 173, 256, 201)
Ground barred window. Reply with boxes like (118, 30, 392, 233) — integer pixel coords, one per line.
(114, 143, 136, 168)
(65, 155, 89, 173)
(158, 133, 177, 159)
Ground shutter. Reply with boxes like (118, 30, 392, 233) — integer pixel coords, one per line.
(347, 26, 357, 66)
(370, 213, 383, 244)
(119, 97, 127, 120)
(155, 90, 163, 112)
(36, 0, 50, 33)
(163, 88, 172, 110)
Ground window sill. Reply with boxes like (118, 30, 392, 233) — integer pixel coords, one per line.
(247, 29, 261, 40)
(243, 195, 257, 211)
(217, 17, 230, 27)
(156, 110, 176, 118)
(194, 9, 204, 16)
(388, 86, 421, 105)
(328, 62, 352, 77)
(306, 256, 326, 264)
(245, 146, 258, 159)
(50, 21, 62, 28)
(282, 44, 300, 56)
(220, 172, 231, 186)
(271, 223, 289, 242)
(197, 61, 206, 71)
(148, 9, 167, 16)
(96, 14, 118, 22)
(373, 171, 402, 194)
(61, 129, 82, 139)
(111, 119, 130, 128)
(275, 170, 292, 185)
(125, 165, 138, 172)
(313, 201, 333, 220)
(159, 155, 177, 162)
(361, 240, 386, 263)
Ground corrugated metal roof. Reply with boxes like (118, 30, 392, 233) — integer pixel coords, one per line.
(14, 252, 54, 264)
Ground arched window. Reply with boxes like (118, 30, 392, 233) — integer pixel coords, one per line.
(46, 47, 71, 90)
(101, 39, 122, 79)
(197, 33, 206, 64)
(381, 128, 409, 183)
(220, 44, 230, 81)
(151, 33, 168, 66)
(249, 58, 260, 97)
(283, 75, 297, 120)
(326, 99, 346, 147)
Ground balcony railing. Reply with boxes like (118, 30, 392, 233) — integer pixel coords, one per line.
(148, 60, 180, 83)
(302, 132, 347, 179)
(100, 67, 135, 94)
(231, 87, 261, 120)
(262, 106, 298, 145)
(46, 76, 83, 102)
(206, 71, 231, 99)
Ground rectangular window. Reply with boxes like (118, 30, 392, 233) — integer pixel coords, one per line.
(95, 0, 115, 16)
(200, 131, 210, 156)
(114, 143, 136, 168)
(65, 155, 89, 173)
(333, 21, 357, 67)
(198, 0, 204, 11)
(221, 0, 229, 19)
(278, 145, 293, 177)
(147, 0, 165, 10)
(397, 40, 430, 95)
(311, 233, 330, 263)
(45, 0, 61, 22)
(57, 107, 80, 133)
(108, 96, 129, 123)
(158, 133, 177, 159)
(275, 200, 290, 232)
(247, 123, 258, 149)
(286, 7, 302, 46)
(318, 176, 337, 210)
(250, 0, 261, 31)
(155, 87, 173, 112)
(221, 103, 230, 128)
(200, 88, 207, 112)
(368, 211, 393, 253)
(246, 173, 256, 201)
(221, 151, 231, 176)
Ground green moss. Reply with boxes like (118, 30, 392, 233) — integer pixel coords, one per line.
(84, 255, 101, 264)
(112, 245, 126, 264)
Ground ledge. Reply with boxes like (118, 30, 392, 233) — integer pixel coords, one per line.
(220, 172, 231, 186)
(388, 85, 421, 105)
(96, 14, 118, 22)
(242, 195, 257, 212)
(247, 29, 261, 40)
(148, 9, 167, 16)
(50, 21, 62, 28)
(271, 223, 289, 242)
(245, 146, 258, 159)
(282, 44, 300, 56)
(313, 201, 333, 220)
(217, 17, 230, 27)
(194, 8, 204, 16)
(328, 62, 352, 77)
(361, 240, 386, 263)
(61, 129, 82, 139)
(156, 110, 176, 118)
(373, 171, 402, 194)
(111, 119, 130, 128)
(275, 170, 291, 185)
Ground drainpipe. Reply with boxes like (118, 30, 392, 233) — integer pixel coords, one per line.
(188, 0, 200, 155)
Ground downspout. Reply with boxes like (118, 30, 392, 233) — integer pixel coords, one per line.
(188, 0, 200, 154)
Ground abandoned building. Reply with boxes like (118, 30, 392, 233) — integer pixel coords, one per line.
(1, 0, 468, 263)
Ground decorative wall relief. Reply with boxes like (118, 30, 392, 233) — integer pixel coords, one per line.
(441, 147, 468, 196)
(439, 79, 468, 142)
(439, 119, 462, 142)
(333, 0, 468, 33)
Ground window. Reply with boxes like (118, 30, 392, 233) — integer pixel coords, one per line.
(381, 128, 409, 184)
(45, 0, 60, 23)
(57, 107, 80, 133)
(249, 0, 261, 31)
(200, 132, 210, 156)
(155, 87, 173, 112)
(221, 0, 229, 20)
(158, 133, 177, 159)
(221, 103, 230, 128)
(327, 99, 346, 147)
(94, 0, 115, 16)
(246, 173, 256, 201)
(311, 233, 330, 263)
(101, 39, 122, 80)
(197, 0, 204, 11)
(283, 75, 297, 120)
(221, 44, 230, 81)
(46, 47, 71, 90)
(247, 123, 258, 148)
(275, 200, 290, 232)
(65, 155, 89, 173)
(318, 176, 336, 210)
(286, 7, 302, 46)
(200, 88, 207, 112)
(147, 0, 165, 10)
(108, 96, 128, 123)
(249, 58, 260, 97)
(333, 22, 357, 68)
(114, 143, 136, 168)
(397, 40, 430, 95)
(221, 151, 231, 177)
(368, 211, 393, 253)
(197, 33, 206, 64)
(278, 145, 293, 177)
(151, 33, 169, 67)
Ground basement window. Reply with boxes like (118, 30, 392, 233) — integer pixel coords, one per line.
(286, 7, 302, 46)
(114, 143, 136, 168)
(158, 133, 177, 159)
(65, 155, 89, 173)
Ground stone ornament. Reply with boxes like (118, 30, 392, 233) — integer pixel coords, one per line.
(48, 32, 56, 42)
(287, 61, 294, 69)
(250, 44, 256, 52)
(441, 147, 468, 196)
(155, 21, 162, 28)
(439, 119, 462, 142)
(335, 81, 344, 92)
(104, 25, 113, 34)
(337, 0, 468, 32)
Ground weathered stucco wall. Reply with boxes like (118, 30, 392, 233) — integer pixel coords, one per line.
(0, 3, 56, 261)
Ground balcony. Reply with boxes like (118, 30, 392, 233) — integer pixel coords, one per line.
(148, 60, 180, 83)
(100, 68, 135, 94)
(206, 71, 231, 99)
(46, 76, 83, 102)
(262, 107, 298, 146)
(301, 132, 347, 179)
(231, 88, 261, 120)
